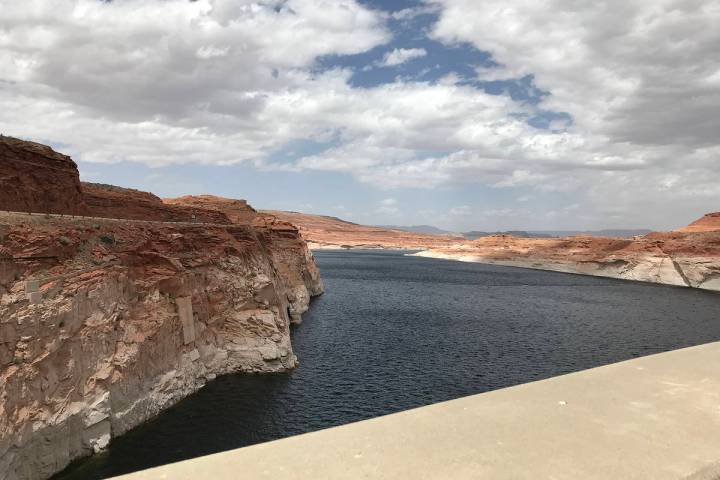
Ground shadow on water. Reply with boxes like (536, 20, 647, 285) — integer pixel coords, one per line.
(54, 250, 720, 479)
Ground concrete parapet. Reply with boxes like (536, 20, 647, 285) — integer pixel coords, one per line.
(112, 341, 720, 480)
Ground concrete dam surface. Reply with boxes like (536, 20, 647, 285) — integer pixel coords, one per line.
(52, 250, 720, 480)
(111, 340, 720, 480)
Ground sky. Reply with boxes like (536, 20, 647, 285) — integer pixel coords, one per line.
(0, 0, 718, 231)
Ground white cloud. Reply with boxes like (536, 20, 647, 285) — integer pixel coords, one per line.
(390, 5, 440, 21)
(449, 205, 472, 216)
(0, 0, 718, 230)
(376, 197, 400, 215)
(424, 0, 720, 227)
(378, 48, 427, 67)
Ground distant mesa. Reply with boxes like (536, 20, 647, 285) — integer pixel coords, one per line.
(377, 224, 652, 240)
(677, 212, 720, 233)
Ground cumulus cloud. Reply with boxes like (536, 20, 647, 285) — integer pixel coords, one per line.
(426, 0, 720, 226)
(449, 205, 472, 216)
(378, 48, 428, 67)
(0, 0, 390, 162)
(377, 198, 400, 215)
(0, 0, 718, 229)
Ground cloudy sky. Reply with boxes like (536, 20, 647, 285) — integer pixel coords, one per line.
(1, 0, 718, 231)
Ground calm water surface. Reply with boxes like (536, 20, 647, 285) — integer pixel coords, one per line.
(56, 250, 720, 479)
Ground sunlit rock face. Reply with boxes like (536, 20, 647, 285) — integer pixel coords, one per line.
(0, 138, 323, 480)
(678, 212, 720, 233)
(412, 231, 720, 292)
(0, 136, 87, 216)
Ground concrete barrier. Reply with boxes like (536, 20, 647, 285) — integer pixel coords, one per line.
(112, 341, 720, 480)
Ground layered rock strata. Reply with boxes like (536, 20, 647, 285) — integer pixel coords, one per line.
(0, 138, 323, 480)
(82, 183, 231, 224)
(678, 212, 720, 233)
(167, 198, 323, 323)
(0, 136, 87, 216)
(412, 228, 720, 292)
(261, 210, 460, 250)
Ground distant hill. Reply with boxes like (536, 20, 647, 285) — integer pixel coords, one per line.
(530, 229, 652, 238)
(375, 225, 652, 239)
(377, 225, 455, 235)
(463, 230, 552, 240)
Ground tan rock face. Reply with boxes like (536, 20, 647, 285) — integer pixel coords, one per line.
(413, 231, 720, 292)
(677, 212, 720, 233)
(0, 138, 323, 480)
(0, 136, 87, 216)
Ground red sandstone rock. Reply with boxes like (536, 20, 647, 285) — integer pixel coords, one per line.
(83, 183, 231, 224)
(164, 195, 258, 225)
(677, 212, 720, 233)
(261, 210, 461, 250)
(0, 138, 323, 480)
(0, 136, 87, 215)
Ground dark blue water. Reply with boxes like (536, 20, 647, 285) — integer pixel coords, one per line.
(55, 250, 720, 479)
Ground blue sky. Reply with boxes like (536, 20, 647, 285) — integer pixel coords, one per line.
(2, 0, 718, 231)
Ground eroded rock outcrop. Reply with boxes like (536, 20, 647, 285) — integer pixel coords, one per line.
(167, 197, 323, 323)
(0, 138, 323, 480)
(412, 230, 720, 292)
(83, 183, 231, 224)
(0, 136, 87, 216)
(164, 195, 257, 225)
(677, 212, 720, 233)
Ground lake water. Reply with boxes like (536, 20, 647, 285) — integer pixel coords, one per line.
(55, 250, 720, 479)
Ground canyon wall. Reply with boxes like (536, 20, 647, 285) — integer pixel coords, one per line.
(0, 138, 323, 480)
(82, 183, 231, 224)
(0, 136, 87, 216)
(412, 229, 720, 292)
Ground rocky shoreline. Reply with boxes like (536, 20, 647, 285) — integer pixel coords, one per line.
(411, 232, 720, 292)
(0, 137, 323, 480)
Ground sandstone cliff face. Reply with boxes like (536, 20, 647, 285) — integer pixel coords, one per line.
(412, 231, 720, 292)
(0, 138, 324, 480)
(167, 198, 324, 324)
(164, 195, 257, 225)
(678, 212, 720, 233)
(83, 183, 231, 224)
(0, 137, 87, 216)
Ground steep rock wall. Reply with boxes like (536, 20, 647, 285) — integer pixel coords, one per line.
(82, 183, 231, 224)
(0, 215, 323, 480)
(163, 197, 324, 323)
(0, 137, 324, 480)
(0, 137, 87, 216)
(164, 195, 257, 225)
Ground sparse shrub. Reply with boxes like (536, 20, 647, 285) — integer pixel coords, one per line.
(99, 234, 115, 245)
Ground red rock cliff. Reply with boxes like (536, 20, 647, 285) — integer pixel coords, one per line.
(677, 212, 720, 233)
(0, 138, 323, 480)
(0, 136, 87, 215)
(82, 183, 231, 224)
